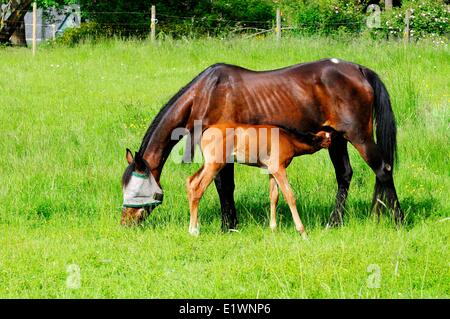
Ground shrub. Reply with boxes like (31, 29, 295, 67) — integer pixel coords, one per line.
(369, 0, 449, 42)
(55, 22, 110, 46)
(281, 0, 367, 36)
(77, 0, 274, 39)
(53, 0, 449, 43)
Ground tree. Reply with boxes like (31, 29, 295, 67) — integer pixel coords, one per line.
(0, 0, 75, 46)
(0, 0, 33, 45)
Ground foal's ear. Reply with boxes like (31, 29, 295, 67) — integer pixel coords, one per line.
(126, 148, 133, 164)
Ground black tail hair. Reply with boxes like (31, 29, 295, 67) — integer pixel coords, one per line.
(362, 67, 398, 169)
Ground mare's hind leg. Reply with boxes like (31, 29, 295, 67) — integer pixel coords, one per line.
(269, 174, 279, 231)
(186, 163, 225, 235)
(271, 168, 307, 239)
(351, 139, 403, 225)
(327, 134, 353, 227)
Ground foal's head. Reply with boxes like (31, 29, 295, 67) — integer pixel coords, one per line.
(312, 131, 332, 149)
(121, 149, 163, 226)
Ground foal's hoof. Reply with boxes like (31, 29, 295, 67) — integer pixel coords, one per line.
(189, 226, 200, 236)
(300, 232, 309, 241)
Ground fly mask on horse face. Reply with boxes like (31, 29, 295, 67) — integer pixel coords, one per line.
(123, 172, 163, 208)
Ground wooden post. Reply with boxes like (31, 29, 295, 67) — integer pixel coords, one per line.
(52, 24, 56, 40)
(276, 7, 281, 41)
(150, 5, 156, 41)
(385, 0, 393, 11)
(32, 2, 37, 56)
(404, 9, 411, 44)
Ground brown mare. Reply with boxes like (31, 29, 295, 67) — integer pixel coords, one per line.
(186, 124, 332, 238)
(121, 59, 403, 229)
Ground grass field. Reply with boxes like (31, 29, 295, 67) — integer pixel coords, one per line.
(0, 37, 449, 298)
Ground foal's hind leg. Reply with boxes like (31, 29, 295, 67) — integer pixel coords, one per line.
(271, 168, 307, 239)
(269, 174, 279, 231)
(351, 139, 403, 225)
(186, 163, 225, 236)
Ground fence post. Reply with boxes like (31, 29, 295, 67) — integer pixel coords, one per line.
(385, 0, 392, 11)
(276, 7, 281, 41)
(52, 24, 56, 40)
(404, 8, 411, 44)
(150, 5, 156, 41)
(32, 2, 37, 56)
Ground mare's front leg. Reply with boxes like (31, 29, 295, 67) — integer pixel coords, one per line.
(269, 174, 279, 231)
(327, 135, 353, 227)
(186, 163, 224, 236)
(214, 163, 238, 231)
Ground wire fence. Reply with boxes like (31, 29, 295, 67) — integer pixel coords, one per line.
(3, 6, 405, 45)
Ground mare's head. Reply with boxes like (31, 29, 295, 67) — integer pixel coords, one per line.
(121, 149, 163, 225)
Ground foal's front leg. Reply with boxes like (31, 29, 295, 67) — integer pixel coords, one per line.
(271, 168, 308, 239)
(269, 174, 279, 231)
(186, 163, 224, 236)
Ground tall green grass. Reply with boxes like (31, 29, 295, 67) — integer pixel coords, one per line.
(0, 37, 448, 298)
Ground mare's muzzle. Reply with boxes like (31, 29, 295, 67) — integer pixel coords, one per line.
(123, 172, 163, 208)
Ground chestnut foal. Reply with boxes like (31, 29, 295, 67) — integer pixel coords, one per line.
(186, 124, 332, 238)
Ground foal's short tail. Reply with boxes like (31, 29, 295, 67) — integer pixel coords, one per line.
(362, 67, 398, 169)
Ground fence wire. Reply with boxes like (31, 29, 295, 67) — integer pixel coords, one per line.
(2, 9, 379, 43)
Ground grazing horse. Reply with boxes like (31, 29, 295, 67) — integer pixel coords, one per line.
(186, 124, 332, 238)
(121, 59, 403, 228)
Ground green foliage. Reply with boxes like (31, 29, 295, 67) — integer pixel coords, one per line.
(54, 22, 108, 46)
(159, 0, 274, 38)
(280, 0, 367, 36)
(78, 0, 275, 39)
(279, 0, 448, 41)
(3, 0, 449, 42)
(36, 0, 77, 8)
(0, 0, 77, 10)
(369, 0, 450, 42)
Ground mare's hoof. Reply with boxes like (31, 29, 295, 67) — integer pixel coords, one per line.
(326, 219, 343, 229)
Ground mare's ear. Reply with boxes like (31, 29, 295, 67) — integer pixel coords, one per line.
(134, 152, 146, 172)
(126, 148, 133, 164)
